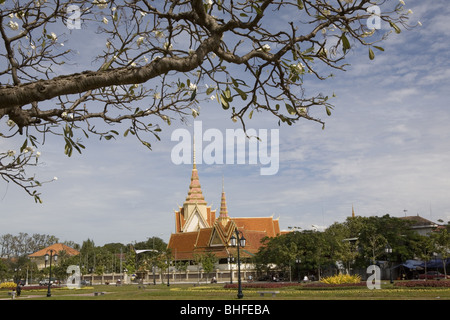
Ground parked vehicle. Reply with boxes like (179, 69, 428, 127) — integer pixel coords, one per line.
(39, 278, 58, 286)
(418, 271, 450, 280)
(39, 279, 53, 286)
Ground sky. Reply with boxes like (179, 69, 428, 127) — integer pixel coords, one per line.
(1, 0, 450, 247)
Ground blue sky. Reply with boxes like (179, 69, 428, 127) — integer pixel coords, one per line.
(1, 0, 449, 247)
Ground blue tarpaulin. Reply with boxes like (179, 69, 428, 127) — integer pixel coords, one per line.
(397, 258, 450, 270)
(401, 260, 424, 270)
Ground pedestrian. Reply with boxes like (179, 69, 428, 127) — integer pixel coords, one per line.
(16, 283, 21, 297)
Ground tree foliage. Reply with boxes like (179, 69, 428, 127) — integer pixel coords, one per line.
(0, 0, 416, 199)
(255, 214, 440, 278)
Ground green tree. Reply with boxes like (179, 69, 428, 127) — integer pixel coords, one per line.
(412, 235, 434, 279)
(431, 228, 450, 277)
(0, 0, 416, 201)
(0, 259, 9, 282)
(199, 252, 218, 283)
(256, 229, 332, 280)
(324, 222, 359, 275)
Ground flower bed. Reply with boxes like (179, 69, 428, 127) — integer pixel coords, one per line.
(223, 281, 369, 289)
(20, 285, 62, 290)
(394, 280, 450, 288)
(320, 274, 361, 285)
(223, 282, 302, 289)
(302, 282, 367, 289)
(0, 282, 17, 290)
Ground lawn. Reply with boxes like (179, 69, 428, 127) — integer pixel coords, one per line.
(2, 281, 449, 300)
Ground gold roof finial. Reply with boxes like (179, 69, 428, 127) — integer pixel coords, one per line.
(193, 134, 197, 169)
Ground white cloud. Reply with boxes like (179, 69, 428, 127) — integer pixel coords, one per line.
(1, 0, 450, 246)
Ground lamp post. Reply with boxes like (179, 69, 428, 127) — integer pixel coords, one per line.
(14, 268, 21, 284)
(227, 255, 235, 284)
(295, 257, 301, 283)
(229, 229, 246, 299)
(44, 250, 58, 297)
(384, 243, 393, 284)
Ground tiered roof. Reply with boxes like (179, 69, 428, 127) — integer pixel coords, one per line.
(168, 140, 282, 261)
(184, 161, 207, 205)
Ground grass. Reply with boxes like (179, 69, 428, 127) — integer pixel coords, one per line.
(1, 281, 449, 300)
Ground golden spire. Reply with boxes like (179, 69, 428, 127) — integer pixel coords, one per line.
(352, 204, 355, 218)
(193, 134, 197, 169)
(218, 176, 230, 226)
(184, 134, 206, 205)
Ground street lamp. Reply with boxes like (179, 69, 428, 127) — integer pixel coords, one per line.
(14, 268, 21, 284)
(44, 250, 58, 297)
(227, 255, 235, 284)
(229, 229, 246, 299)
(295, 258, 301, 283)
(384, 243, 393, 284)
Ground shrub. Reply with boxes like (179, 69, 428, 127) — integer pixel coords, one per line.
(320, 274, 361, 285)
(303, 282, 366, 288)
(0, 282, 17, 290)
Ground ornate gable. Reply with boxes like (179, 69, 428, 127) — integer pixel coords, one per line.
(182, 205, 209, 232)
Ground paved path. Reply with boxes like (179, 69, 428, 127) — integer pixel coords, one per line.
(1, 292, 113, 300)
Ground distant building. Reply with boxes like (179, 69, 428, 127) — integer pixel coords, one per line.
(28, 243, 80, 270)
(400, 215, 440, 236)
(167, 154, 282, 265)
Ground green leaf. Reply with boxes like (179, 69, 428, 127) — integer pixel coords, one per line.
(341, 34, 351, 53)
(20, 139, 28, 153)
(141, 141, 152, 149)
(190, 89, 197, 101)
(297, 0, 304, 10)
(326, 106, 332, 116)
(206, 87, 215, 95)
(373, 46, 385, 52)
(285, 104, 296, 115)
(220, 94, 229, 110)
(234, 87, 248, 100)
(390, 22, 402, 34)
(369, 47, 375, 60)
(224, 87, 231, 100)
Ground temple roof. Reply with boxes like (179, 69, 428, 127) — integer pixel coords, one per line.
(168, 216, 281, 260)
(184, 140, 207, 205)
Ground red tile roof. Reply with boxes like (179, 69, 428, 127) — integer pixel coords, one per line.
(168, 216, 281, 260)
(28, 243, 80, 257)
